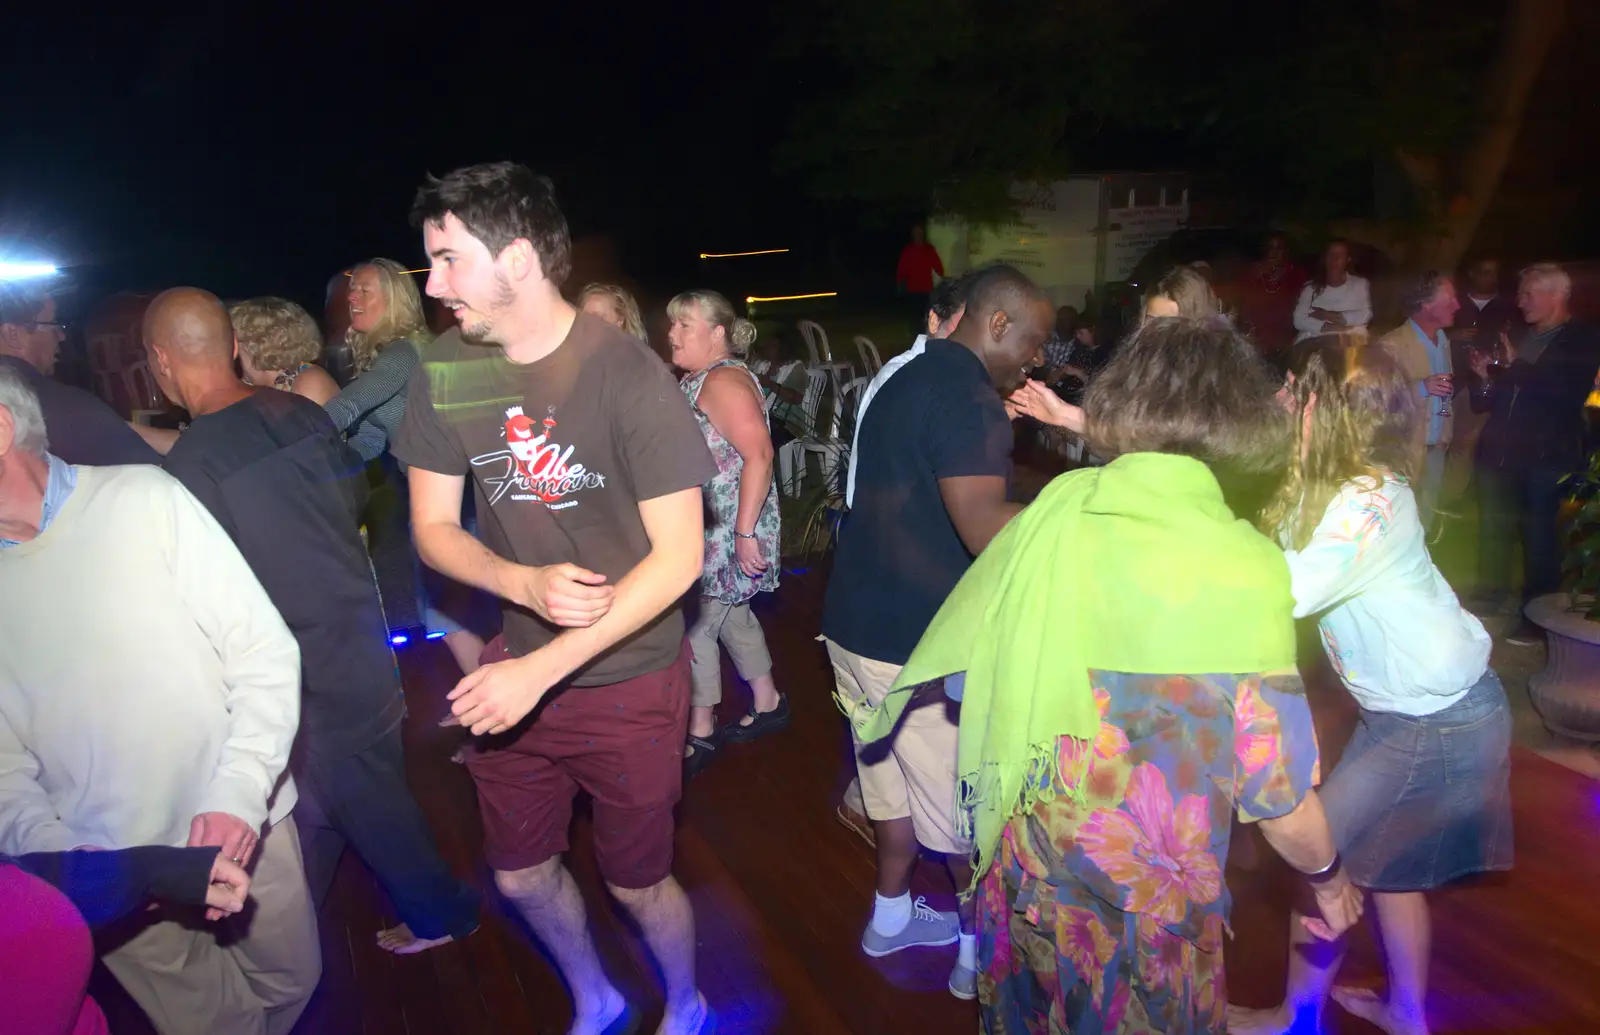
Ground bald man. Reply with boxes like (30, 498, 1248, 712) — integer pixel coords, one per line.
(144, 289, 481, 957)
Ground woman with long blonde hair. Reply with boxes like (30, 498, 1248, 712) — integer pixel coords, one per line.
(324, 258, 432, 461)
(1142, 264, 1225, 324)
(1233, 341, 1510, 1035)
(577, 283, 647, 341)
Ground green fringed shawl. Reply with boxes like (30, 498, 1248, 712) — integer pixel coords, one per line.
(842, 452, 1298, 890)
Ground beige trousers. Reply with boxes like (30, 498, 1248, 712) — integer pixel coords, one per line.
(825, 639, 967, 854)
(102, 815, 323, 1035)
(687, 597, 774, 708)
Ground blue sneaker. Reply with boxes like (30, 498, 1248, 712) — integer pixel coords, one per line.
(861, 896, 959, 957)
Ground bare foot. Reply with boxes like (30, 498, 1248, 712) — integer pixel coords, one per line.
(655, 992, 709, 1035)
(1226, 1004, 1301, 1035)
(569, 987, 631, 1035)
(375, 923, 471, 955)
(1331, 986, 1428, 1035)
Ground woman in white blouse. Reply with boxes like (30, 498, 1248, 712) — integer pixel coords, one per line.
(1293, 239, 1372, 342)
(1231, 341, 1511, 1035)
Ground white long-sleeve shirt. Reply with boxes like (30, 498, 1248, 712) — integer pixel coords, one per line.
(0, 463, 300, 854)
(846, 334, 928, 507)
(1293, 276, 1372, 341)
(1283, 475, 1489, 716)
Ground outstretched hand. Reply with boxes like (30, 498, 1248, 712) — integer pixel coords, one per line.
(1008, 380, 1085, 433)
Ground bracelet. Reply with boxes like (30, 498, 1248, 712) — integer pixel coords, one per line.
(733, 531, 758, 540)
(1305, 851, 1342, 884)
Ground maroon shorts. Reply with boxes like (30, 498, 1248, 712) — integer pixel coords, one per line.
(466, 636, 690, 888)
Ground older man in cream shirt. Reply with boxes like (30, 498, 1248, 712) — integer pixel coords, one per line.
(0, 366, 320, 1035)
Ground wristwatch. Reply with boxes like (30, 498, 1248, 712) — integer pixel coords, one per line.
(1305, 851, 1343, 884)
(733, 531, 758, 540)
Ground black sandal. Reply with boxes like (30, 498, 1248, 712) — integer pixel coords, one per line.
(684, 728, 724, 779)
(723, 694, 791, 742)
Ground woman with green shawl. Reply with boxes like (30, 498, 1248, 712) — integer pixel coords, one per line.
(852, 318, 1363, 1033)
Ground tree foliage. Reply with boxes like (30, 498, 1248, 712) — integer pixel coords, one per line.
(775, 0, 1179, 223)
(778, 0, 1514, 242)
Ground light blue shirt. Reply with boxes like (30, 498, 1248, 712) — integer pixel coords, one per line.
(1283, 475, 1489, 716)
(0, 453, 77, 549)
(1411, 320, 1451, 446)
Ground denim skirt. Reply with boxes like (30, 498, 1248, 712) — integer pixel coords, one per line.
(1320, 669, 1513, 891)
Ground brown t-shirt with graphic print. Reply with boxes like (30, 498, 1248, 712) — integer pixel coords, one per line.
(394, 313, 716, 687)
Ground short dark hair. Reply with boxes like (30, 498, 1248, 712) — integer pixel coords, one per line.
(0, 283, 51, 326)
(963, 264, 1047, 321)
(410, 161, 573, 287)
(1400, 270, 1449, 317)
(928, 271, 974, 324)
(1086, 317, 1289, 483)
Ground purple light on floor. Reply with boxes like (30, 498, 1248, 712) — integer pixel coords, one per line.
(389, 633, 409, 646)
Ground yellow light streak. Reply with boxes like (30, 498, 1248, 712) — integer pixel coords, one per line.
(744, 291, 838, 304)
(700, 248, 790, 259)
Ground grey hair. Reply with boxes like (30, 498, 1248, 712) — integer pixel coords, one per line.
(0, 364, 48, 454)
(1520, 262, 1572, 300)
(667, 290, 758, 358)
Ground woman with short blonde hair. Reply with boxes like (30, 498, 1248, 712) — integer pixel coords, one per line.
(666, 289, 785, 777)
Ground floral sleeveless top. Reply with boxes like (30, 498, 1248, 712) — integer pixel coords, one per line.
(681, 359, 781, 604)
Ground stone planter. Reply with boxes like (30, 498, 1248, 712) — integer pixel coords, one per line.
(1526, 593, 1600, 742)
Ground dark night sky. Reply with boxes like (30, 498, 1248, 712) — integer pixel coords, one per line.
(0, 3, 805, 310)
(7, 2, 1598, 322)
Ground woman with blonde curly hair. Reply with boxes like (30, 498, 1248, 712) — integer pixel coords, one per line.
(577, 283, 647, 341)
(232, 296, 341, 405)
(1232, 340, 1510, 1035)
(325, 258, 431, 462)
(667, 289, 785, 776)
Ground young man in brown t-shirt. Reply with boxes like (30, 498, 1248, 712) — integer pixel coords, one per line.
(394, 162, 716, 1035)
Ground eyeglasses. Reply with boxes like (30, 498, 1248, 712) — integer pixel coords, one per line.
(24, 320, 68, 333)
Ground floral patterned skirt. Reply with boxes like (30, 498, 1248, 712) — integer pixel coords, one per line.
(977, 828, 1227, 1035)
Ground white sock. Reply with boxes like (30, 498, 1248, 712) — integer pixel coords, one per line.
(957, 931, 977, 970)
(871, 892, 912, 937)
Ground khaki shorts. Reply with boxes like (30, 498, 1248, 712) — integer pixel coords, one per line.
(825, 639, 967, 855)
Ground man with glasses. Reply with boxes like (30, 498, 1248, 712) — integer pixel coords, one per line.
(0, 283, 157, 465)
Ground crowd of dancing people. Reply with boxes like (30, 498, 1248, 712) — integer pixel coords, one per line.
(6, 157, 1594, 1035)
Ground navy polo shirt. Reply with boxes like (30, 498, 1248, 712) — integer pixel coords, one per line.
(822, 338, 1013, 665)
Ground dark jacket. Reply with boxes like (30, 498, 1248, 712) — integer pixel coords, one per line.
(1452, 293, 1522, 393)
(1473, 318, 1600, 473)
(0, 355, 159, 467)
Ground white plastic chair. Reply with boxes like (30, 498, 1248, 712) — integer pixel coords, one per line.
(777, 367, 829, 496)
(797, 319, 831, 364)
(854, 335, 883, 376)
(801, 375, 868, 495)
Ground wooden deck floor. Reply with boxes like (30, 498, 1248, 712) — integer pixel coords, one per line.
(96, 562, 1600, 1034)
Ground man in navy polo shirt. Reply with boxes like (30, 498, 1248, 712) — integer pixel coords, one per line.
(822, 264, 1051, 1000)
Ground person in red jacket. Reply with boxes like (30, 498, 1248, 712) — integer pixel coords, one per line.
(896, 223, 945, 332)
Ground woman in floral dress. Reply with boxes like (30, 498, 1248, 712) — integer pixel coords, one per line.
(667, 290, 786, 777)
(858, 318, 1365, 1033)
